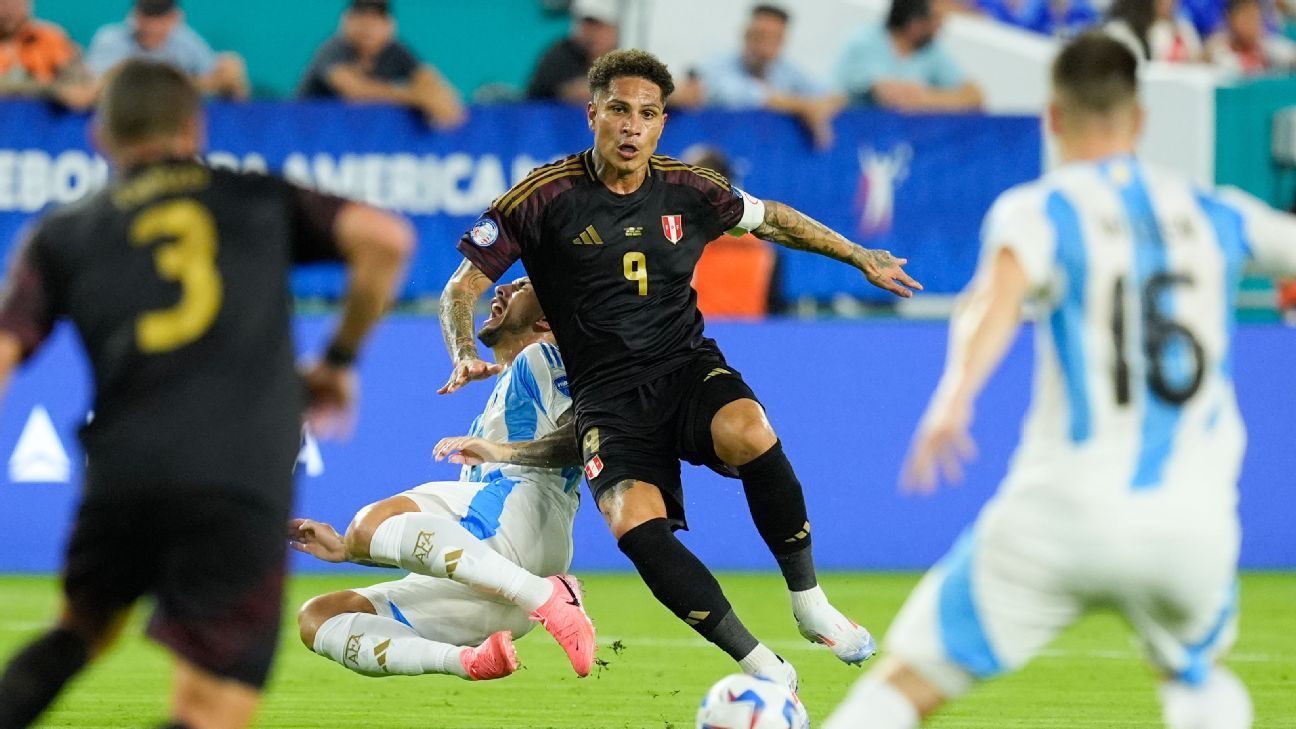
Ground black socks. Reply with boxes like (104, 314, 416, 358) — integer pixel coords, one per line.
(0, 627, 90, 729)
(617, 518, 759, 660)
(738, 440, 817, 591)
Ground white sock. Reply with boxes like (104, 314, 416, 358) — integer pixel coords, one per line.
(1160, 668, 1253, 729)
(737, 643, 781, 674)
(312, 612, 469, 678)
(823, 676, 920, 729)
(789, 584, 827, 617)
(368, 512, 554, 611)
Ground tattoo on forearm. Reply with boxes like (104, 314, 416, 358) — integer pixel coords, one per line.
(754, 200, 855, 261)
(753, 201, 901, 276)
(507, 413, 580, 468)
(439, 264, 490, 361)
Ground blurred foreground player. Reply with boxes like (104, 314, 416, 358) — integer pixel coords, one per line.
(0, 60, 411, 729)
(291, 278, 595, 681)
(441, 49, 921, 690)
(825, 32, 1296, 729)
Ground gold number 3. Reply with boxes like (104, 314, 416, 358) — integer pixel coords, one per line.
(129, 199, 223, 353)
(623, 251, 648, 296)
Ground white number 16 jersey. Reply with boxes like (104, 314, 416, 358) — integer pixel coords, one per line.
(982, 155, 1296, 511)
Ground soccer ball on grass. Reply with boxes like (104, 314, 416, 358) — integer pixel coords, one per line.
(696, 673, 809, 729)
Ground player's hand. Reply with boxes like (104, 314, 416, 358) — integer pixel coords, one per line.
(437, 357, 502, 395)
(288, 518, 348, 563)
(856, 248, 923, 298)
(902, 396, 978, 494)
(433, 435, 513, 466)
(301, 361, 358, 440)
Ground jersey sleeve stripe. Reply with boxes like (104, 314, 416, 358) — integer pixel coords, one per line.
(495, 159, 582, 210)
(501, 168, 585, 216)
(538, 342, 557, 368)
(542, 342, 563, 369)
(649, 159, 732, 190)
(496, 160, 583, 213)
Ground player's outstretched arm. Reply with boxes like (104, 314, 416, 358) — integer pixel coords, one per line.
(304, 203, 413, 439)
(434, 412, 580, 468)
(903, 247, 1029, 493)
(751, 198, 922, 295)
(438, 259, 502, 395)
(753, 200, 922, 298)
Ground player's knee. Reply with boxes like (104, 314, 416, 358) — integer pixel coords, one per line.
(597, 481, 668, 540)
(297, 592, 370, 649)
(710, 400, 777, 466)
(345, 497, 419, 561)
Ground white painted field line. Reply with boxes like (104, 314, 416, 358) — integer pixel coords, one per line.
(594, 635, 1283, 664)
(0, 620, 52, 631)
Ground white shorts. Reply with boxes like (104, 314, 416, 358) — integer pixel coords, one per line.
(886, 487, 1240, 697)
(351, 479, 576, 647)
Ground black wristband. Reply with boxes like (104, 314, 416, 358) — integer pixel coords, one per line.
(323, 342, 357, 368)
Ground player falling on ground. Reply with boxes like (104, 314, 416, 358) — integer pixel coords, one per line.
(0, 60, 411, 729)
(824, 32, 1296, 729)
(439, 49, 922, 690)
(290, 277, 595, 681)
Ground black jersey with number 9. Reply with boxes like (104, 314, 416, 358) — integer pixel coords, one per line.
(457, 150, 765, 401)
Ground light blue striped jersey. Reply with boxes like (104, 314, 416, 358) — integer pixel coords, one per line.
(980, 156, 1296, 501)
(463, 341, 582, 496)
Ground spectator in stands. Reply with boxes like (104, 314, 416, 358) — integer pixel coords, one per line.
(1207, 0, 1296, 73)
(0, 0, 96, 108)
(526, 0, 619, 103)
(832, 0, 984, 112)
(85, 0, 248, 98)
(979, 0, 1099, 37)
(1179, 0, 1225, 36)
(297, 0, 465, 129)
(685, 146, 777, 319)
(1105, 0, 1203, 61)
(694, 5, 839, 148)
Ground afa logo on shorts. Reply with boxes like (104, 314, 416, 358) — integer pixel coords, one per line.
(469, 217, 499, 247)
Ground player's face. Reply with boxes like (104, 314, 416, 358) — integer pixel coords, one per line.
(588, 77, 667, 178)
(477, 278, 547, 347)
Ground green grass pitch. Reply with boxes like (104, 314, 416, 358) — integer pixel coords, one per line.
(0, 572, 1292, 728)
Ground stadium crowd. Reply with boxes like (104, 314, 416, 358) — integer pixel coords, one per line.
(2, 0, 1292, 122)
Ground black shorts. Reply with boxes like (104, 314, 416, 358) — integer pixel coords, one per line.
(575, 355, 759, 530)
(62, 488, 287, 688)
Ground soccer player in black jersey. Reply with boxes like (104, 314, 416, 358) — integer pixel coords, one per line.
(0, 60, 411, 729)
(439, 49, 921, 690)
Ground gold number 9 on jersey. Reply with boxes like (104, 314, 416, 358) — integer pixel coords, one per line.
(130, 199, 224, 353)
(623, 251, 648, 296)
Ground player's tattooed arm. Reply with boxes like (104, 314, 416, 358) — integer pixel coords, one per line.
(753, 200, 923, 298)
(506, 410, 580, 468)
(433, 411, 581, 468)
(438, 259, 502, 394)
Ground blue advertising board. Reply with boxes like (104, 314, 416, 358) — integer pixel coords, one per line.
(0, 317, 1290, 574)
(0, 100, 1040, 301)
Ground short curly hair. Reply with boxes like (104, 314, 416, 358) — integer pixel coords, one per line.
(587, 49, 676, 101)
